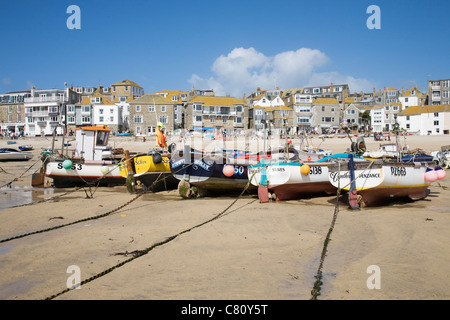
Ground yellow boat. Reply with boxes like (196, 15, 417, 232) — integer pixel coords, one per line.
(119, 152, 178, 192)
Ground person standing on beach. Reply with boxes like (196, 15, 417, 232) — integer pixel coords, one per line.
(156, 122, 166, 149)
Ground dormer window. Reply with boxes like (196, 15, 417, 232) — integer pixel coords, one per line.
(91, 97, 102, 103)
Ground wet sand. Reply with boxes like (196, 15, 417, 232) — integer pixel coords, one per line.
(0, 134, 449, 300)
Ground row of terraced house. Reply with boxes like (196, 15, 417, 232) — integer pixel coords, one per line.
(1, 78, 450, 137)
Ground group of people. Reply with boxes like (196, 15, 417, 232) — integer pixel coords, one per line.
(374, 132, 391, 141)
(0, 130, 24, 139)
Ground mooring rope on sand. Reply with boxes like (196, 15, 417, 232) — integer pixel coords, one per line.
(44, 178, 256, 300)
(310, 189, 341, 300)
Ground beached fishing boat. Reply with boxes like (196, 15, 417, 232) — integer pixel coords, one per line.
(118, 150, 179, 192)
(363, 142, 434, 163)
(170, 146, 298, 197)
(42, 126, 127, 188)
(0, 148, 33, 161)
(18, 145, 33, 151)
(431, 145, 449, 168)
(248, 159, 338, 201)
(327, 155, 442, 208)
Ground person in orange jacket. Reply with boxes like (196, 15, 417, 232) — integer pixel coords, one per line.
(156, 122, 166, 148)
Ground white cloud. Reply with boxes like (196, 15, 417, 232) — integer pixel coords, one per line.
(188, 47, 375, 97)
(26, 80, 34, 89)
(2, 78, 12, 86)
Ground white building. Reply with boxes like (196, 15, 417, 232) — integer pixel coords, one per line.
(76, 90, 123, 133)
(399, 87, 427, 109)
(397, 104, 450, 135)
(24, 87, 80, 136)
(370, 102, 402, 133)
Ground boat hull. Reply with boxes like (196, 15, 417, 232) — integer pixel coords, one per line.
(170, 149, 256, 194)
(328, 160, 434, 206)
(0, 149, 33, 161)
(120, 154, 179, 192)
(248, 162, 337, 201)
(45, 160, 125, 188)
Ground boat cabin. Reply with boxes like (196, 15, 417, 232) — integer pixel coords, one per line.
(75, 126, 111, 161)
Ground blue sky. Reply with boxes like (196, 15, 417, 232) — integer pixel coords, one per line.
(0, 0, 449, 97)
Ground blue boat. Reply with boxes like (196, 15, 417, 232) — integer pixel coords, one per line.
(170, 146, 298, 197)
(18, 145, 33, 151)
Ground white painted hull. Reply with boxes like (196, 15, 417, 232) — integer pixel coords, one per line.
(328, 161, 434, 206)
(248, 162, 337, 200)
(45, 161, 125, 188)
(0, 152, 33, 161)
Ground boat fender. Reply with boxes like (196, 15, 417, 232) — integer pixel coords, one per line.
(62, 159, 73, 169)
(300, 164, 310, 175)
(101, 165, 109, 175)
(153, 152, 162, 164)
(223, 165, 234, 177)
(435, 167, 446, 180)
(424, 168, 438, 183)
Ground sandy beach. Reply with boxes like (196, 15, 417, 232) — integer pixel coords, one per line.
(0, 133, 449, 301)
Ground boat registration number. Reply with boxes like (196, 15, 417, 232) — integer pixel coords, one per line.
(309, 166, 322, 175)
(57, 163, 83, 170)
(390, 166, 407, 176)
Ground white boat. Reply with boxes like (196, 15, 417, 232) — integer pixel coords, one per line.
(43, 126, 126, 188)
(0, 148, 33, 161)
(327, 156, 440, 208)
(430, 145, 450, 168)
(248, 160, 337, 201)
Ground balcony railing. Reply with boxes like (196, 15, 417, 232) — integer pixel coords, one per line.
(31, 111, 49, 117)
(432, 95, 441, 101)
(25, 96, 68, 103)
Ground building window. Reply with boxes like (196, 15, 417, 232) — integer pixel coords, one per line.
(161, 105, 166, 112)
(434, 113, 439, 117)
(134, 115, 143, 123)
(434, 121, 439, 126)
(82, 116, 90, 123)
(194, 115, 202, 122)
(321, 106, 325, 112)
(99, 116, 104, 122)
(148, 105, 155, 112)
(136, 105, 141, 112)
(234, 117, 242, 124)
(159, 116, 168, 124)
(194, 104, 202, 111)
